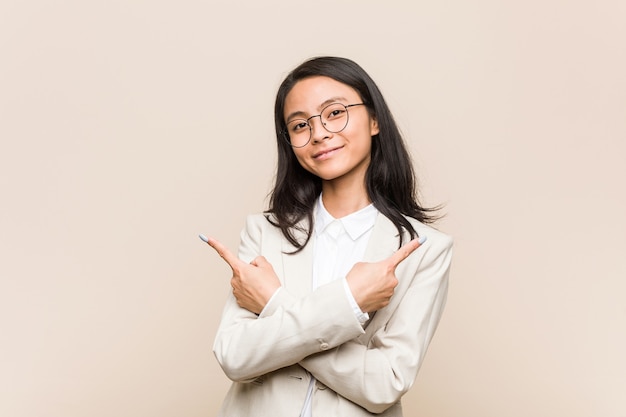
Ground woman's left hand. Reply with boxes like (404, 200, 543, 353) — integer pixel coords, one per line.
(205, 237, 281, 314)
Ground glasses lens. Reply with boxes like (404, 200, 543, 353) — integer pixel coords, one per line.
(284, 103, 352, 147)
(321, 103, 349, 133)
(286, 119, 310, 147)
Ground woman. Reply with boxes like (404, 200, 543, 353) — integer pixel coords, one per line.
(203, 56, 453, 417)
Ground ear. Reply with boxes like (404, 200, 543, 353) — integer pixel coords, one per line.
(369, 116, 380, 136)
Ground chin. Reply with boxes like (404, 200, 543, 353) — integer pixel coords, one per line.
(317, 170, 349, 182)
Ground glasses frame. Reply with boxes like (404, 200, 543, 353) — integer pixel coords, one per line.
(282, 102, 366, 148)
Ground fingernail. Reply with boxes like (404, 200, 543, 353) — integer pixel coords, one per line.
(199, 234, 209, 243)
(418, 235, 427, 245)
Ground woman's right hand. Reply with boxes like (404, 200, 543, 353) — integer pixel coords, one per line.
(205, 237, 281, 315)
(346, 238, 423, 313)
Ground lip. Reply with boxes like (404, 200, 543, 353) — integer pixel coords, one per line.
(313, 146, 343, 160)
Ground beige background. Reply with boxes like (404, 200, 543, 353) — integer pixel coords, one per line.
(1, 1, 625, 416)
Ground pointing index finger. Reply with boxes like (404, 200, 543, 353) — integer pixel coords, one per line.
(388, 235, 427, 268)
(201, 235, 241, 270)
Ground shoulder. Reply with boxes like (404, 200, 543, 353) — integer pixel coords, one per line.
(240, 213, 276, 239)
(244, 212, 270, 228)
(406, 217, 453, 251)
(368, 214, 452, 263)
(410, 219, 454, 278)
(397, 217, 454, 268)
(398, 218, 454, 283)
(237, 213, 282, 262)
(242, 212, 310, 245)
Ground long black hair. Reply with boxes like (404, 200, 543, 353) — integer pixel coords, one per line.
(267, 56, 439, 252)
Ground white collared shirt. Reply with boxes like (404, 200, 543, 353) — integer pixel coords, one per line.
(301, 196, 378, 417)
(312, 196, 377, 324)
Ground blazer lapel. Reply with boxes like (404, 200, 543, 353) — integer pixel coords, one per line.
(350, 215, 398, 332)
(277, 215, 404, 301)
(363, 214, 403, 263)
(280, 225, 314, 299)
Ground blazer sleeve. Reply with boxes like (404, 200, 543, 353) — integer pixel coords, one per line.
(212, 215, 365, 382)
(298, 233, 453, 414)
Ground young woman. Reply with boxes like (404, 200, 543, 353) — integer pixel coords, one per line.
(203, 56, 453, 417)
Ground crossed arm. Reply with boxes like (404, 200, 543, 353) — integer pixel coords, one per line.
(205, 219, 452, 413)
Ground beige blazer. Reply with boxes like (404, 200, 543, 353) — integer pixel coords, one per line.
(213, 213, 453, 417)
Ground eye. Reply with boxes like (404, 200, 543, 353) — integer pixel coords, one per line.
(288, 120, 309, 133)
(323, 104, 347, 120)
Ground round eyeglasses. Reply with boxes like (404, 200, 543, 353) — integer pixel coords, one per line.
(283, 102, 365, 148)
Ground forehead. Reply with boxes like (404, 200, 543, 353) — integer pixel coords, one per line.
(283, 76, 361, 115)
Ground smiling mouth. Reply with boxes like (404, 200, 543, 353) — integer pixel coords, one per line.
(313, 146, 343, 159)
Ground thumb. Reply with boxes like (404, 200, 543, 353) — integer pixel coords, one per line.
(250, 256, 270, 267)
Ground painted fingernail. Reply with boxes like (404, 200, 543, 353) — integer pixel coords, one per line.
(418, 235, 427, 245)
(199, 234, 209, 243)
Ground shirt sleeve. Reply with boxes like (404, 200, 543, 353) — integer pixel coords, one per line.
(342, 278, 370, 325)
(258, 287, 283, 317)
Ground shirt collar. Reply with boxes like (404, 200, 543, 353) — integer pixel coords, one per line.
(314, 195, 378, 241)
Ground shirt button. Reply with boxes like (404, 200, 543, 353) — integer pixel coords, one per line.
(320, 342, 330, 350)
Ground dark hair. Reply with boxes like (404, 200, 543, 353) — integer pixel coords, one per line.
(267, 56, 439, 252)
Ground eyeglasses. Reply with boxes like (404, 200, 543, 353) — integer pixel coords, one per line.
(283, 103, 365, 148)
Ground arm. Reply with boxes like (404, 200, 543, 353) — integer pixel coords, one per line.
(211, 215, 365, 381)
(210, 215, 433, 384)
(299, 235, 453, 414)
(214, 280, 366, 382)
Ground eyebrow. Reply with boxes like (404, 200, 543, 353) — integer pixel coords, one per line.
(285, 96, 349, 122)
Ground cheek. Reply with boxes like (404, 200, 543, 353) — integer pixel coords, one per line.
(292, 150, 309, 168)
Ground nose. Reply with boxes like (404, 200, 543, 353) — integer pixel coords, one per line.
(309, 116, 331, 144)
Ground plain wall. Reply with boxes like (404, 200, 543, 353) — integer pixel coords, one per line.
(1, 1, 624, 416)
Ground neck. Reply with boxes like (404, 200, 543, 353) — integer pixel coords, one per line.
(321, 179, 371, 218)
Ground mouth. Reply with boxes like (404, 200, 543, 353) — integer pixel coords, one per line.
(313, 146, 343, 160)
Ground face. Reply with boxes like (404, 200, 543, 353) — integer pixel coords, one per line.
(283, 76, 379, 183)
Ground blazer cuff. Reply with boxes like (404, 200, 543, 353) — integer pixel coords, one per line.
(258, 287, 296, 318)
